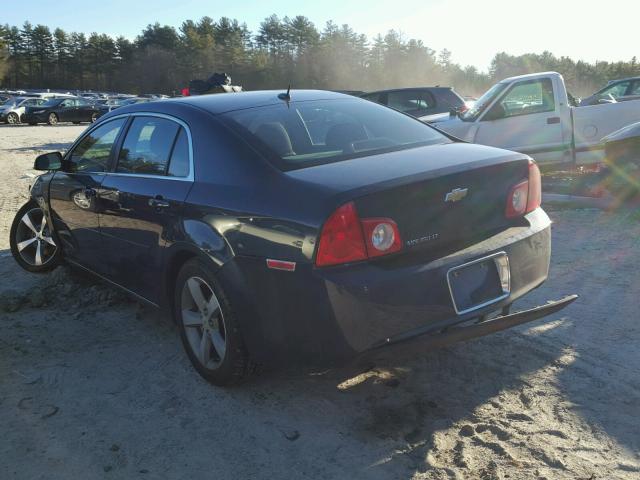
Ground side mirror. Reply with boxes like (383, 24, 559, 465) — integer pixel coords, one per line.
(34, 152, 63, 171)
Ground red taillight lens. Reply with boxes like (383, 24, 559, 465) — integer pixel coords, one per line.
(505, 160, 542, 218)
(181, 87, 190, 97)
(315, 203, 403, 267)
(315, 202, 367, 267)
(361, 218, 402, 258)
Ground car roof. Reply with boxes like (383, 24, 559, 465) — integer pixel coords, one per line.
(606, 76, 640, 84)
(499, 71, 561, 83)
(161, 89, 349, 115)
(362, 87, 454, 95)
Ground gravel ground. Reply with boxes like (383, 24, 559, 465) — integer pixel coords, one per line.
(0, 124, 639, 480)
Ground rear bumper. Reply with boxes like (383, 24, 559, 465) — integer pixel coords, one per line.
(367, 294, 577, 353)
(227, 208, 565, 366)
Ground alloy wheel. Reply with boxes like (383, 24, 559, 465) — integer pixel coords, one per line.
(90, 113, 98, 123)
(48, 113, 58, 125)
(14, 208, 57, 267)
(181, 276, 227, 370)
(7, 112, 19, 124)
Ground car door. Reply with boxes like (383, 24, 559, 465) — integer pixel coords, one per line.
(98, 114, 193, 303)
(474, 78, 568, 164)
(49, 118, 127, 274)
(56, 99, 75, 122)
(76, 98, 94, 121)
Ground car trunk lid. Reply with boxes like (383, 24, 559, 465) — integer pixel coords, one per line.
(286, 142, 530, 259)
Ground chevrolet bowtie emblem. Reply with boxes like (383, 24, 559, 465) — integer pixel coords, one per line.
(444, 188, 468, 202)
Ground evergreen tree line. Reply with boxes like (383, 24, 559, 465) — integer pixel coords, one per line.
(1, 15, 639, 97)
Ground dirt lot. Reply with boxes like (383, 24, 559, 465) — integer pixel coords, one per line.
(1, 124, 639, 480)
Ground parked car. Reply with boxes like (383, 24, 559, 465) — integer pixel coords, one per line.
(360, 87, 467, 119)
(580, 77, 640, 106)
(425, 72, 640, 165)
(140, 93, 170, 99)
(10, 90, 576, 385)
(22, 97, 100, 125)
(0, 96, 48, 124)
(95, 97, 153, 117)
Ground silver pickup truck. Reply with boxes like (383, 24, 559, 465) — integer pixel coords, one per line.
(423, 72, 640, 165)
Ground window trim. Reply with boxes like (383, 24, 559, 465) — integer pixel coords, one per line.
(64, 112, 194, 182)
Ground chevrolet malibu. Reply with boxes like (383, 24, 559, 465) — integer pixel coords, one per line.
(9, 90, 576, 385)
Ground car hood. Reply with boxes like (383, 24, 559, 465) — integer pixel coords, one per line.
(419, 113, 464, 125)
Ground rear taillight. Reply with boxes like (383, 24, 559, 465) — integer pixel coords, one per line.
(505, 160, 542, 218)
(315, 202, 367, 267)
(315, 202, 402, 267)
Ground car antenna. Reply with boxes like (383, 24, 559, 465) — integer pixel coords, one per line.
(278, 84, 291, 103)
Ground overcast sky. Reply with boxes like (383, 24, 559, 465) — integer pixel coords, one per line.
(5, 0, 639, 71)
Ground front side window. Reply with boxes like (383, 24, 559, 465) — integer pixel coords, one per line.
(484, 79, 555, 120)
(117, 117, 181, 175)
(629, 81, 640, 96)
(61, 99, 75, 108)
(68, 118, 126, 173)
(221, 98, 449, 171)
(461, 82, 508, 121)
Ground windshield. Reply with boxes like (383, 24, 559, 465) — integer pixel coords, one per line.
(460, 82, 508, 121)
(1, 98, 18, 107)
(221, 98, 450, 171)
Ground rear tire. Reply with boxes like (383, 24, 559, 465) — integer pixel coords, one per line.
(47, 113, 58, 126)
(174, 258, 252, 386)
(10, 201, 62, 273)
(90, 112, 98, 123)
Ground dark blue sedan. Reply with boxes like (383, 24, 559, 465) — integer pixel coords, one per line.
(10, 90, 576, 385)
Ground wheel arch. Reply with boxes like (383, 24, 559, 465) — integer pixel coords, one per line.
(162, 239, 231, 317)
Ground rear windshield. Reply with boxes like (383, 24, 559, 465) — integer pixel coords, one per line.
(220, 98, 449, 170)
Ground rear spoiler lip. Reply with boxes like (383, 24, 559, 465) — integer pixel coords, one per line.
(367, 294, 578, 351)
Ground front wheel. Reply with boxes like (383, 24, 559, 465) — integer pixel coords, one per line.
(10, 202, 62, 273)
(6, 112, 19, 124)
(47, 113, 58, 126)
(174, 259, 252, 386)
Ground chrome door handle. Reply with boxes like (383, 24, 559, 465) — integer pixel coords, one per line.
(148, 196, 170, 209)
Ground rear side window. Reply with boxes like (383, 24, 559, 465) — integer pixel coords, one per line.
(167, 128, 190, 177)
(386, 90, 435, 116)
(68, 118, 126, 173)
(360, 92, 383, 103)
(436, 89, 465, 109)
(117, 117, 180, 175)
